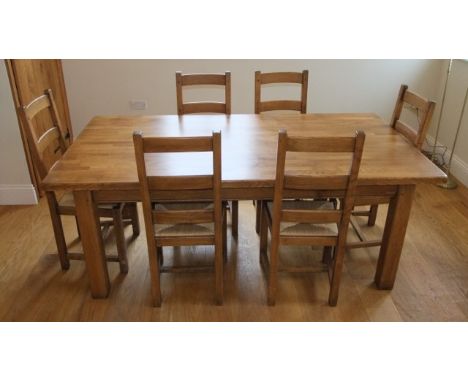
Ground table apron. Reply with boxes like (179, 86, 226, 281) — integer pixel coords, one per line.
(93, 184, 398, 204)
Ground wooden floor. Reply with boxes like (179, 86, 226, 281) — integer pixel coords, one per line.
(1, 183, 467, 321)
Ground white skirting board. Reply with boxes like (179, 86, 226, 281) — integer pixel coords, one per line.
(0, 184, 38, 205)
(446, 153, 468, 187)
(425, 135, 468, 187)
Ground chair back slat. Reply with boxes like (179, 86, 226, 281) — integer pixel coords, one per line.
(390, 84, 436, 149)
(260, 100, 302, 113)
(182, 102, 227, 115)
(284, 175, 349, 190)
(142, 136, 213, 153)
(147, 175, 213, 191)
(23, 94, 51, 120)
(394, 120, 418, 145)
(36, 127, 61, 155)
(260, 72, 304, 84)
(21, 89, 68, 181)
(287, 136, 357, 152)
(176, 71, 231, 115)
(145, 190, 214, 201)
(152, 209, 214, 224)
(255, 70, 308, 114)
(180, 73, 228, 86)
(281, 209, 342, 224)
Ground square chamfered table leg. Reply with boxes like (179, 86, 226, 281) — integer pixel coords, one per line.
(73, 190, 110, 298)
(374, 184, 416, 289)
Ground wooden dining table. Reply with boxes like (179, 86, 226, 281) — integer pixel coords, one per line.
(42, 113, 446, 298)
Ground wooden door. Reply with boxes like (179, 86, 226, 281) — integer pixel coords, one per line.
(5, 59, 73, 196)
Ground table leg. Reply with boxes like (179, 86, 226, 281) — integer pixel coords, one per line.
(374, 184, 416, 289)
(74, 190, 110, 298)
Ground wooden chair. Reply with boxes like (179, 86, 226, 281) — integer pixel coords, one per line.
(175, 71, 238, 239)
(254, 70, 309, 233)
(391, 84, 436, 150)
(349, 85, 435, 249)
(21, 89, 140, 273)
(255, 70, 308, 114)
(259, 129, 365, 306)
(176, 71, 231, 115)
(133, 131, 227, 306)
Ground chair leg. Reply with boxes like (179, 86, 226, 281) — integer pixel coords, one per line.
(157, 246, 164, 266)
(215, 215, 224, 305)
(127, 203, 141, 236)
(112, 206, 128, 274)
(215, 247, 224, 305)
(322, 246, 332, 264)
(267, 208, 280, 306)
(150, 246, 162, 307)
(75, 216, 81, 239)
(368, 204, 378, 226)
(328, 245, 345, 307)
(255, 200, 262, 234)
(231, 200, 238, 239)
(45, 192, 70, 270)
(259, 202, 268, 262)
(223, 209, 228, 263)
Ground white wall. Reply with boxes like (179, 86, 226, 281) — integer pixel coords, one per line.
(62, 59, 443, 134)
(0, 61, 37, 205)
(427, 59, 468, 186)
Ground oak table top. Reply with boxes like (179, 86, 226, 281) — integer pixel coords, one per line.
(42, 113, 446, 191)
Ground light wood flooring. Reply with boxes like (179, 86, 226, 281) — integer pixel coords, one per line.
(0, 183, 467, 321)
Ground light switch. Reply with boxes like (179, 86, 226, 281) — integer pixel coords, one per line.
(130, 100, 148, 110)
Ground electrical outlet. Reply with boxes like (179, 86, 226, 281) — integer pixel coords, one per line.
(129, 100, 148, 110)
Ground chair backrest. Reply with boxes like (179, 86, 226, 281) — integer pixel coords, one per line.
(271, 129, 365, 239)
(255, 70, 308, 114)
(390, 84, 436, 150)
(175, 72, 231, 115)
(133, 131, 222, 239)
(21, 89, 69, 182)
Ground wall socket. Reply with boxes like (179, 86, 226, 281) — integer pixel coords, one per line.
(129, 100, 148, 110)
